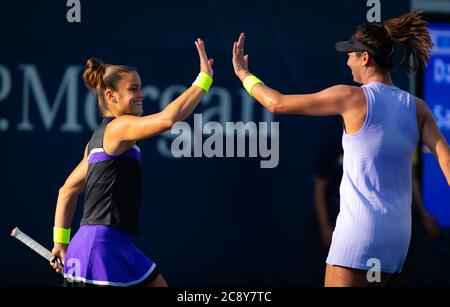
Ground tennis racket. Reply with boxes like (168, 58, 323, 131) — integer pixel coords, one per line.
(10, 227, 64, 273)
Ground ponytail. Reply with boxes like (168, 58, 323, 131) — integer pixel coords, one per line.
(383, 11, 432, 74)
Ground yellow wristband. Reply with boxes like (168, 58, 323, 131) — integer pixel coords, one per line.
(192, 72, 213, 93)
(243, 74, 264, 96)
(53, 227, 71, 244)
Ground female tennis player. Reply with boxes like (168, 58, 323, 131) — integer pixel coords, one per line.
(232, 12, 450, 286)
(50, 38, 214, 287)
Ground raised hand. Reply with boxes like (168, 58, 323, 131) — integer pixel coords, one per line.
(194, 38, 214, 77)
(232, 33, 250, 81)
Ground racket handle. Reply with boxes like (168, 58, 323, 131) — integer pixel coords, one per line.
(51, 256, 64, 274)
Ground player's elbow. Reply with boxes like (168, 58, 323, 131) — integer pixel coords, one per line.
(267, 95, 284, 114)
(267, 103, 280, 114)
(58, 186, 70, 198)
(58, 185, 82, 199)
(160, 118, 175, 132)
(155, 110, 176, 131)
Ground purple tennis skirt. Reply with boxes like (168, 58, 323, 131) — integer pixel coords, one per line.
(63, 225, 158, 287)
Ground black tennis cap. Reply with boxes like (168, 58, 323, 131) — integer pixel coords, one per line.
(335, 35, 379, 56)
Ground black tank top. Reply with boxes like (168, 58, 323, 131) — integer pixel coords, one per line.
(80, 117, 142, 235)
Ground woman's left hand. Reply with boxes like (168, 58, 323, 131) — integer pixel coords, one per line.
(232, 33, 250, 81)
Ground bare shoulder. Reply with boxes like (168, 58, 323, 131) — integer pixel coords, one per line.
(413, 96, 432, 118)
(325, 84, 362, 96)
(105, 115, 143, 136)
(108, 115, 136, 128)
(327, 85, 363, 102)
(326, 85, 364, 112)
(413, 96, 431, 115)
(103, 115, 137, 154)
(412, 96, 434, 135)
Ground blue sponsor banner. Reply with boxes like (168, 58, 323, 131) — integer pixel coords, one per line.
(422, 22, 450, 227)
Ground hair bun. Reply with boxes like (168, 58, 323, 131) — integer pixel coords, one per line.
(83, 57, 106, 91)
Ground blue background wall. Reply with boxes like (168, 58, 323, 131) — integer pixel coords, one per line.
(1, 0, 449, 286)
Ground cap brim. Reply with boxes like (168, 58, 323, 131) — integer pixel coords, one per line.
(335, 41, 355, 53)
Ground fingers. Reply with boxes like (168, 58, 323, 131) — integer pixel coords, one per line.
(50, 261, 61, 273)
(195, 38, 208, 60)
(233, 42, 243, 56)
(244, 54, 249, 66)
(196, 37, 214, 76)
(233, 33, 246, 60)
(236, 32, 245, 53)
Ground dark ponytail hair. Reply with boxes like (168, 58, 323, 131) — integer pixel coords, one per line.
(384, 11, 432, 74)
(354, 11, 432, 74)
(82, 58, 136, 116)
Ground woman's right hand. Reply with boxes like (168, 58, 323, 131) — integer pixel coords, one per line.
(50, 243, 67, 274)
(194, 38, 214, 77)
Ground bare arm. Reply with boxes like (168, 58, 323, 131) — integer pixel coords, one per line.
(50, 144, 88, 272)
(416, 97, 450, 185)
(232, 33, 359, 116)
(107, 86, 207, 142)
(54, 145, 88, 229)
(107, 38, 214, 143)
(250, 83, 358, 116)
